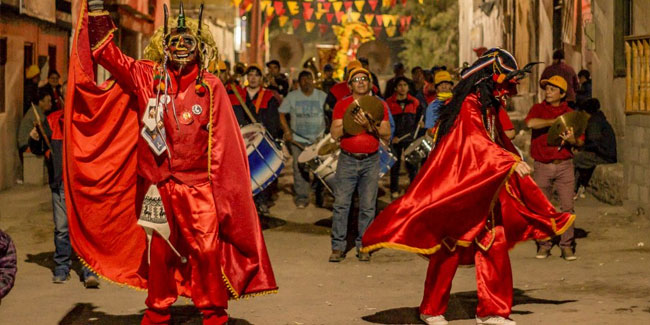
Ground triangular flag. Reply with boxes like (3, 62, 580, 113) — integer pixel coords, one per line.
(354, 0, 365, 11)
(326, 12, 335, 23)
(287, 1, 300, 16)
(419, 0, 424, 3)
(382, 14, 392, 27)
(335, 11, 345, 23)
(332, 2, 343, 12)
(349, 11, 361, 22)
(316, 11, 325, 20)
(244, 3, 253, 12)
(261, 0, 271, 11)
(375, 14, 383, 26)
(368, 0, 378, 11)
(274, 1, 285, 15)
(406, 15, 412, 26)
(278, 15, 289, 27)
(386, 25, 397, 37)
(382, 0, 391, 8)
(343, 1, 353, 11)
(319, 23, 329, 35)
(373, 26, 382, 38)
(304, 8, 315, 20)
(266, 5, 275, 16)
(323, 2, 331, 11)
(341, 13, 348, 23)
(293, 18, 301, 29)
(400, 16, 406, 26)
(391, 0, 397, 6)
(364, 13, 374, 25)
(305, 21, 316, 32)
(303, 2, 312, 10)
(401, 0, 407, 7)
(232, 0, 243, 7)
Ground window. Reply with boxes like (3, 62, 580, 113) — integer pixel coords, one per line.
(48, 45, 57, 72)
(24, 42, 34, 68)
(614, 0, 633, 77)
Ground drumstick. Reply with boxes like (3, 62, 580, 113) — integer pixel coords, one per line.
(413, 115, 424, 140)
(31, 103, 52, 149)
(287, 139, 305, 150)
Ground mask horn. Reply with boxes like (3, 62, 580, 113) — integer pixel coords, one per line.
(177, 1, 186, 32)
(505, 61, 542, 81)
(163, 4, 169, 37)
(197, 3, 204, 38)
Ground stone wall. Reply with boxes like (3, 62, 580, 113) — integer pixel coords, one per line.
(624, 115, 650, 210)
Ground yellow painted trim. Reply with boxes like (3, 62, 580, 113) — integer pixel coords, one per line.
(206, 82, 214, 180)
(361, 242, 442, 255)
(221, 268, 278, 300)
(88, 10, 110, 17)
(77, 256, 147, 292)
(90, 27, 118, 52)
(554, 214, 576, 235)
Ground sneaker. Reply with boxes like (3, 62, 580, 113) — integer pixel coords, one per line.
(296, 202, 308, 209)
(476, 315, 516, 325)
(328, 250, 345, 262)
(535, 246, 551, 259)
(52, 273, 70, 283)
(573, 186, 586, 200)
(420, 314, 448, 325)
(391, 192, 400, 199)
(84, 275, 100, 288)
(561, 247, 577, 261)
(357, 252, 370, 262)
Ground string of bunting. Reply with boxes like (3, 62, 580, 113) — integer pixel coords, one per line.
(233, 0, 416, 35)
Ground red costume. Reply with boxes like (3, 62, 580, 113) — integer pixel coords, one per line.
(64, 3, 276, 324)
(361, 49, 575, 322)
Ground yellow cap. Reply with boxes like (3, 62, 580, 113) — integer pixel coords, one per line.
(540, 75, 568, 92)
(26, 65, 40, 79)
(217, 60, 227, 71)
(347, 67, 371, 83)
(346, 60, 363, 72)
(434, 70, 453, 86)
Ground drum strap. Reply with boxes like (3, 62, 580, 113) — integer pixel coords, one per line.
(230, 83, 258, 124)
(254, 89, 266, 114)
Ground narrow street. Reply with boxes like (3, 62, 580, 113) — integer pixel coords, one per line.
(1, 168, 649, 324)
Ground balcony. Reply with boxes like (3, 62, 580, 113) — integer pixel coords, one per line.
(625, 35, 650, 114)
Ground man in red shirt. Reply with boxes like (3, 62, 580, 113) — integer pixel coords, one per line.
(525, 75, 582, 261)
(329, 66, 391, 262)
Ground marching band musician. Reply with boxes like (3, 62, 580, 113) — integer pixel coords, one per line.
(265, 59, 290, 98)
(65, 1, 277, 324)
(328, 64, 391, 263)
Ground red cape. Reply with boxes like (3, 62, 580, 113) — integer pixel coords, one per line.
(63, 3, 277, 298)
(361, 94, 575, 257)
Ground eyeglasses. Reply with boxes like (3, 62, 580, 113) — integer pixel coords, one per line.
(351, 76, 369, 83)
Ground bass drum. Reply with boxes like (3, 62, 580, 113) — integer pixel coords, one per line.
(241, 123, 285, 195)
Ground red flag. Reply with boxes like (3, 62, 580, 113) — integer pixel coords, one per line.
(375, 14, 383, 26)
(292, 18, 301, 29)
(401, 0, 407, 7)
(273, 1, 285, 16)
(406, 15, 412, 26)
(319, 23, 329, 35)
(326, 12, 334, 23)
(368, 0, 379, 11)
(373, 26, 382, 38)
(303, 2, 312, 11)
(303, 8, 315, 20)
(400, 16, 406, 27)
(343, 1, 353, 11)
(323, 2, 331, 12)
(335, 11, 345, 23)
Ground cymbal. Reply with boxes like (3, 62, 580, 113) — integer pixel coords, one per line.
(547, 111, 590, 146)
(318, 142, 339, 156)
(343, 96, 385, 136)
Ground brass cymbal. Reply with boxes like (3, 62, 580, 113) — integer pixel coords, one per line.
(547, 111, 590, 146)
(342, 96, 385, 136)
(318, 142, 339, 156)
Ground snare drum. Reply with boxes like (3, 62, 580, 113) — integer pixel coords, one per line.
(379, 143, 397, 178)
(404, 134, 434, 165)
(241, 123, 285, 195)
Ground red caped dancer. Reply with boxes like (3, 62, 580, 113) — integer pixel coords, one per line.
(64, 1, 277, 324)
(361, 49, 575, 325)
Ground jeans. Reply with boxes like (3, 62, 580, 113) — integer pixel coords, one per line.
(390, 141, 418, 193)
(52, 187, 96, 279)
(290, 142, 311, 205)
(331, 152, 380, 252)
(533, 160, 575, 249)
(52, 187, 72, 276)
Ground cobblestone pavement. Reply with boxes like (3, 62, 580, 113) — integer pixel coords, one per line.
(1, 168, 649, 324)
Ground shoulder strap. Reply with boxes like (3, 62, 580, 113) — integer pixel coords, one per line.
(230, 83, 257, 123)
(254, 89, 266, 114)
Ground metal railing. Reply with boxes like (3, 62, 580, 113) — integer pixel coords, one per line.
(626, 35, 650, 113)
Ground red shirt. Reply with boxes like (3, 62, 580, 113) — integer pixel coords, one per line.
(498, 108, 514, 131)
(333, 95, 389, 154)
(525, 101, 573, 163)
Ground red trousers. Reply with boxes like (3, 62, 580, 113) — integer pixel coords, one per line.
(142, 180, 229, 325)
(420, 225, 512, 318)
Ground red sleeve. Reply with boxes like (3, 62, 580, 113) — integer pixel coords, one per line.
(382, 102, 389, 121)
(332, 98, 347, 120)
(498, 108, 514, 131)
(525, 104, 542, 123)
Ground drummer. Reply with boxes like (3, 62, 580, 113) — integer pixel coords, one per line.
(230, 64, 283, 216)
(328, 65, 391, 263)
(525, 75, 583, 261)
(386, 76, 424, 199)
(279, 70, 327, 209)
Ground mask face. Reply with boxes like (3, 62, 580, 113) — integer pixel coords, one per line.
(167, 32, 198, 67)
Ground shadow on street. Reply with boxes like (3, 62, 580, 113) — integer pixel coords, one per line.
(361, 288, 577, 324)
(58, 303, 251, 325)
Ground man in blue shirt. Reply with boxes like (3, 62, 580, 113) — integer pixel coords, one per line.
(279, 71, 327, 208)
(424, 70, 454, 130)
